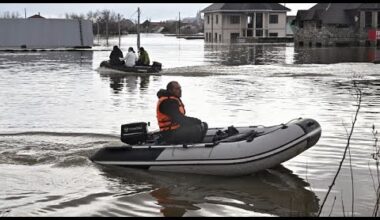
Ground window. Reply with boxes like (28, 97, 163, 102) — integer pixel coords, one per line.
(365, 11, 372, 28)
(378, 12, 380, 28)
(230, 16, 240, 24)
(207, 15, 210, 24)
(219, 34, 222, 42)
(247, 15, 253, 28)
(256, 13, 263, 28)
(230, 33, 239, 43)
(269, 14, 278, 24)
(269, 32, 278, 37)
(215, 15, 219, 24)
(247, 29, 253, 37)
(215, 33, 218, 42)
(256, 30, 263, 37)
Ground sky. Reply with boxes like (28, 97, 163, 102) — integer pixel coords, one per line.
(0, 3, 317, 22)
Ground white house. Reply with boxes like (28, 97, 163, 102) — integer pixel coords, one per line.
(0, 15, 93, 49)
(201, 3, 290, 43)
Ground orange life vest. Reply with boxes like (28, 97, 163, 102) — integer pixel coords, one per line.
(156, 96, 186, 131)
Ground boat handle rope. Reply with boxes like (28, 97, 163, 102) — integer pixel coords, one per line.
(203, 117, 303, 148)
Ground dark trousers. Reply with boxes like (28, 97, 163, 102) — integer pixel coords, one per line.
(162, 122, 208, 144)
(110, 59, 125, 66)
(136, 60, 149, 66)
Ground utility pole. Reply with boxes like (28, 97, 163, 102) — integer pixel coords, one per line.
(178, 12, 181, 37)
(118, 13, 121, 48)
(97, 19, 100, 45)
(106, 17, 109, 47)
(137, 7, 140, 49)
(24, 8, 26, 18)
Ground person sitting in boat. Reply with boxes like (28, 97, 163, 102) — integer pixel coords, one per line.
(109, 45, 125, 66)
(136, 47, 150, 66)
(156, 81, 208, 144)
(119, 47, 137, 67)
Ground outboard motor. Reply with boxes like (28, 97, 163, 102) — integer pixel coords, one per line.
(152, 61, 162, 72)
(121, 122, 148, 145)
(99, 60, 109, 67)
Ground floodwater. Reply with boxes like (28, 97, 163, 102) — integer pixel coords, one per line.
(1, 34, 380, 216)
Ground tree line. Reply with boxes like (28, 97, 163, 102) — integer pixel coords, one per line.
(0, 11, 22, 19)
(0, 9, 202, 35)
(65, 9, 197, 35)
(65, 10, 137, 35)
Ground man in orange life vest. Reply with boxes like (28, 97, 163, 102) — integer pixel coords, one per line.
(156, 81, 208, 144)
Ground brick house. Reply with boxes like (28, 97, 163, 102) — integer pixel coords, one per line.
(201, 3, 290, 43)
(293, 3, 380, 47)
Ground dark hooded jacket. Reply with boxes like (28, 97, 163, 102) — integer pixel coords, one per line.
(109, 46, 124, 65)
(157, 89, 202, 127)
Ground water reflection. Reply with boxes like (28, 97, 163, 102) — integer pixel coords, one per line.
(99, 74, 151, 94)
(98, 165, 319, 217)
(203, 43, 380, 65)
(204, 44, 288, 66)
(294, 47, 380, 64)
(0, 51, 93, 66)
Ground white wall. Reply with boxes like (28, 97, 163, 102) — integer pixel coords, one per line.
(268, 13, 287, 37)
(0, 18, 93, 48)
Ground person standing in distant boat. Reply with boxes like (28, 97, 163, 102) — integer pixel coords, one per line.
(109, 45, 124, 65)
(120, 47, 137, 67)
(136, 47, 150, 66)
(156, 81, 208, 144)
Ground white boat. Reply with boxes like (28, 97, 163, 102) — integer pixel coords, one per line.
(90, 118, 321, 176)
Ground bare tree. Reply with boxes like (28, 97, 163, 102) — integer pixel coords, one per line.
(0, 11, 21, 19)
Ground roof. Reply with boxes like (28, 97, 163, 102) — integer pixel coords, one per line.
(295, 3, 378, 25)
(28, 14, 45, 19)
(201, 3, 290, 13)
(357, 3, 380, 10)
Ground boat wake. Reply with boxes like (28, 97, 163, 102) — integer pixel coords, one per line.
(0, 131, 120, 167)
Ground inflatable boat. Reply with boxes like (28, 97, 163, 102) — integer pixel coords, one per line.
(99, 60, 162, 74)
(90, 118, 321, 176)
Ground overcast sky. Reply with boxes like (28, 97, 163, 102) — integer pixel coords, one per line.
(0, 3, 317, 21)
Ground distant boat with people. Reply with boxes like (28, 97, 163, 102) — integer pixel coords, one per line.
(99, 60, 162, 74)
(98, 7, 163, 75)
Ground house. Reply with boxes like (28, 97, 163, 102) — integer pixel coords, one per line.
(150, 21, 165, 33)
(201, 3, 290, 43)
(0, 16, 93, 49)
(28, 13, 45, 19)
(293, 3, 380, 47)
